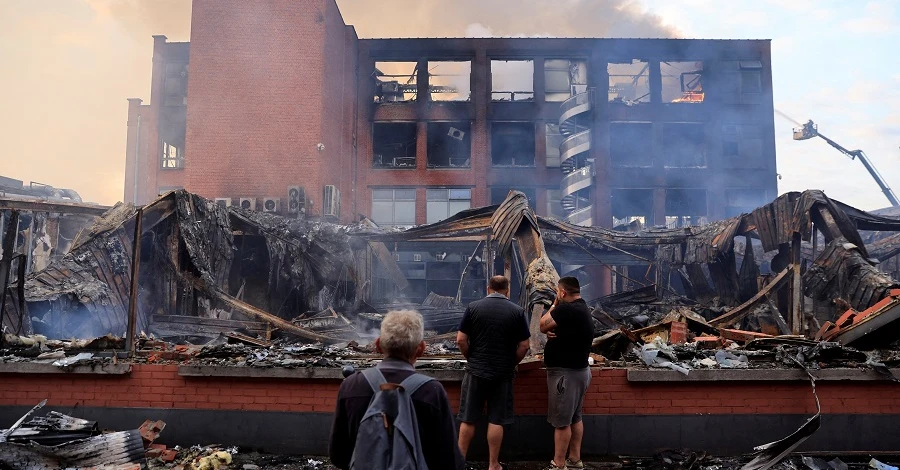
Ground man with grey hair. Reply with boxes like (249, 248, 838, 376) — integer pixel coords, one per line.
(329, 310, 464, 470)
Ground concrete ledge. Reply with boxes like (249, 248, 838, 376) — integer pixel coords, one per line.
(627, 368, 900, 382)
(178, 365, 466, 381)
(0, 362, 131, 375)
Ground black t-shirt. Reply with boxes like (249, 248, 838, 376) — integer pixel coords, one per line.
(458, 294, 531, 380)
(543, 298, 594, 369)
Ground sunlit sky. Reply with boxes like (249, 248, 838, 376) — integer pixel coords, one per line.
(0, 0, 897, 211)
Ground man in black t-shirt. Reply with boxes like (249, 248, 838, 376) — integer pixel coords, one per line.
(456, 275, 531, 470)
(539, 276, 594, 470)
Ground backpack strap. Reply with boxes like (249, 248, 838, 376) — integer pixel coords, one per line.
(361, 367, 387, 393)
(398, 373, 434, 396)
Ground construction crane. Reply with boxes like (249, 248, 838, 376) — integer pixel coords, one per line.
(793, 120, 900, 207)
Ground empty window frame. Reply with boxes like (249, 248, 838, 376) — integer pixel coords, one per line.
(740, 61, 763, 104)
(665, 188, 708, 228)
(725, 188, 767, 217)
(608, 60, 650, 104)
(427, 122, 471, 168)
(373, 122, 417, 168)
(491, 122, 535, 166)
(161, 141, 184, 169)
(426, 188, 471, 224)
(163, 62, 188, 106)
(372, 188, 416, 227)
(428, 61, 471, 101)
(544, 59, 588, 102)
(662, 61, 703, 103)
(546, 189, 567, 219)
(490, 187, 536, 207)
(491, 60, 534, 101)
(374, 61, 418, 103)
(611, 188, 653, 228)
(662, 123, 706, 167)
(545, 123, 563, 168)
(610, 123, 653, 167)
(722, 124, 764, 168)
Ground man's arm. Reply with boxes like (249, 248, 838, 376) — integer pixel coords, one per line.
(456, 331, 470, 359)
(515, 338, 530, 363)
(539, 308, 559, 333)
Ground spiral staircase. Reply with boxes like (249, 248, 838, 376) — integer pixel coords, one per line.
(558, 90, 594, 226)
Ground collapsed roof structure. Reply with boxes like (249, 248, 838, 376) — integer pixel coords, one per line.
(3, 188, 900, 353)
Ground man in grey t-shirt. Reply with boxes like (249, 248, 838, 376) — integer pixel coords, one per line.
(456, 275, 531, 470)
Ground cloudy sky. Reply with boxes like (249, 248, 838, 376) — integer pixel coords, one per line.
(0, 0, 897, 210)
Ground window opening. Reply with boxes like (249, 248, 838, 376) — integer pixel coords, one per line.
(662, 61, 703, 103)
(373, 122, 417, 168)
(426, 188, 471, 224)
(491, 60, 534, 101)
(544, 59, 588, 102)
(608, 59, 650, 105)
(610, 123, 653, 167)
(427, 122, 471, 167)
(491, 122, 535, 166)
(374, 61, 418, 102)
(428, 61, 471, 101)
(662, 123, 706, 167)
(371, 188, 416, 227)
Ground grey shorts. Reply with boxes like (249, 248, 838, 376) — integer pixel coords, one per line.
(458, 372, 515, 425)
(546, 367, 591, 428)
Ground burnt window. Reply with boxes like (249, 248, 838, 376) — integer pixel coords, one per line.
(374, 61, 418, 103)
(666, 189, 708, 227)
(722, 124, 764, 168)
(661, 61, 703, 104)
(545, 124, 563, 168)
(428, 61, 471, 101)
(426, 188, 471, 224)
(491, 122, 535, 166)
(610, 123, 653, 167)
(544, 59, 588, 102)
(612, 188, 653, 228)
(662, 123, 706, 168)
(373, 123, 417, 168)
(608, 60, 650, 105)
(725, 188, 767, 217)
(161, 141, 184, 169)
(427, 122, 471, 168)
(163, 62, 188, 107)
(490, 187, 536, 207)
(491, 60, 534, 101)
(372, 189, 416, 227)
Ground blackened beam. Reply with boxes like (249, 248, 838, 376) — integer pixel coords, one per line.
(709, 266, 793, 327)
(187, 274, 342, 344)
(0, 198, 109, 216)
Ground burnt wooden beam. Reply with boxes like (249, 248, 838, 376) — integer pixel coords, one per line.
(0, 198, 109, 216)
(125, 209, 143, 357)
(709, 266, 792, 328)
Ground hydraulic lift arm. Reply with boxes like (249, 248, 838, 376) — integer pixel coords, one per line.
(793, 120, 900, 207)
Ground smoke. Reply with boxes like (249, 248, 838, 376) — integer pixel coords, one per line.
(337, 0, 680, 38)
(84, 0, 192, 41)
(775, 109, 803, 126)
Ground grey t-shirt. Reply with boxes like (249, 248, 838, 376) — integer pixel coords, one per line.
(458, 294, 530, 380)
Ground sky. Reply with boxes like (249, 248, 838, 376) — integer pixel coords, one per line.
(0, 0, 897, 211)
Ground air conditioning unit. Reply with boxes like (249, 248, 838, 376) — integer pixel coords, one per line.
(287, 186, 306, 214)
(262, 197, 280, 213)
(323, 185, 340, 220)
(239, 198, 257, 211)
(214, 198, 232, 208)
(448, 127, 466, 140)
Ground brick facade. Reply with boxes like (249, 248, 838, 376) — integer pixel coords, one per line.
(3, 365, 898, 416)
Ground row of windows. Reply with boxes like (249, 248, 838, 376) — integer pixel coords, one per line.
(375, 58, 763, 105)
(373, 121, 768, 170)
(370, 187, 767, 228)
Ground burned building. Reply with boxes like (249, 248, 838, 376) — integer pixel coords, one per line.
(125, 0, 777, 237)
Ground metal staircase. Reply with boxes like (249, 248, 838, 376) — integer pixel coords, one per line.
(558, 90, 593, 226)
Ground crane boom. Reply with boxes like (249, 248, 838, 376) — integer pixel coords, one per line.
(793, 120, 900, 207)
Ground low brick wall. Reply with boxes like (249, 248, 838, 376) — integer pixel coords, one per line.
(2, 364, 900, 456)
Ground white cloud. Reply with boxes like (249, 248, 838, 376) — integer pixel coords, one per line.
(843, 0, 894, 34)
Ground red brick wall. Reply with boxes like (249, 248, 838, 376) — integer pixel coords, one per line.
(2, 365, 899, 416)
(184, 0, 339, 208)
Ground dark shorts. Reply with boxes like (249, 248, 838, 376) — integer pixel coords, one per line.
(457, 371, 514, 425)
(546, 367, 591, 428)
